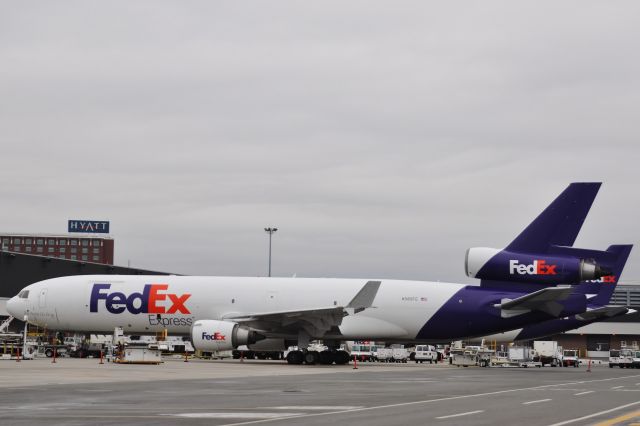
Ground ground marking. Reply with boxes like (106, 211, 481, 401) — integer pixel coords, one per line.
(574, 391, 594, 396)
(523, 399, 552, 405)
(435, 410, 484, 420)
(547, 401, 640, 426)
(214, 374, 640, 426)
(611, 386, 624, 389)
(171, 413, 304, 419)
(592, 409, 640, 426)
(269, 406, 362, 410)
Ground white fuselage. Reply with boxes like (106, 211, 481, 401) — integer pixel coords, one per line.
(8, 275, 464, 341)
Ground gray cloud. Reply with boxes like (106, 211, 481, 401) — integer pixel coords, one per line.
(1, 1, 638, 282)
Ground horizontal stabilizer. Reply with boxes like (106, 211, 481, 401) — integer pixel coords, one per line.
(494, 286, 574, 318)
(575, 306, 630, 321)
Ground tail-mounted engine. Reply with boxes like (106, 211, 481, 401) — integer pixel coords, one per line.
(465, 247, 610, 285)
(191, 320, 265, 351)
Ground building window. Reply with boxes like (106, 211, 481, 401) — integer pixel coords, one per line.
(14, 238, 21, 244)
(59, 255, 65, 259)
(25, 247, 32, 253)
(36, 239, 43, 245)
(13, 246, 20, 252)
(93, 248, 100, 254)
(48, 239, 55, 245)
(59, 239, 67, 245)
(48, 247, 55, 253)
(93, 239, 102, 246)
(82, 239, 89, 247)
(82, 255, 88, 261)
(25, 238, 32, 244)
(60, 247, 66, 253)
(82, 248, 88, 254)
(92, 255, 100, 262)
(36, 247, 43, 253)
(70, 255, 77, 260)
(70, 240, 78, 246)
(71, 248, 77, 254)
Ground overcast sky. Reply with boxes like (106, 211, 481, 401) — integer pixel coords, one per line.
(1, 1, 638, 283)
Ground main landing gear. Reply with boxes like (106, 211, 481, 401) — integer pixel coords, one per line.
(286, 349, 350, 365)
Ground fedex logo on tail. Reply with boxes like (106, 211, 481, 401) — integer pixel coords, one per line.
(90, 283, 191, 314)
(586, 275, 617, 284)
(509, 259, 557, 275)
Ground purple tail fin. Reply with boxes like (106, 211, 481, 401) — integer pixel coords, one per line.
(506, 182, 601, 254)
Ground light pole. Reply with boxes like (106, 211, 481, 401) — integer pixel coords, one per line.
(264, 227, 278, 277)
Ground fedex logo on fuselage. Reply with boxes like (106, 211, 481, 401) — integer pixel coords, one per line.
(90, 283, 191, 315)
(509, 259, 557, 275)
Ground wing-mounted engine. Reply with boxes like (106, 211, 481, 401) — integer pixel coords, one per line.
(466, 247, 609, 285)
(191, 320, 265, 351)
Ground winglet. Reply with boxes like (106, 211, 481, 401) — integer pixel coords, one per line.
(347, 281, 381, 314)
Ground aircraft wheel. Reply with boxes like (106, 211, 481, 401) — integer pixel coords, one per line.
(334, 350, 350, 365)
(318, 350, 333, 365)
(286, 350, 304, 365)
(304, 351, 319, 365)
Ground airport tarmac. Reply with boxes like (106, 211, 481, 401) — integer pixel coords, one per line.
(1, 358, 639, 426)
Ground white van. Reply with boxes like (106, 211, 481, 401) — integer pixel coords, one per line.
(414, 345, 438, 364)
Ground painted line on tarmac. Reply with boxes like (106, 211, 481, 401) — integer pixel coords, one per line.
(170, 413, 304, 419)
(215, 374, 640, 426)
(547, 401, 640, 426)
(592, 409, 640, 426)
(574, 391, 594, 396)
(269, 406, 363, 410)
(436, 410, 484, 419)
(523, 399, 552, 405)
(611, 386, 624, 389)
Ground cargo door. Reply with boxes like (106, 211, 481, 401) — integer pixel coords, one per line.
(38, 288, 47, 308)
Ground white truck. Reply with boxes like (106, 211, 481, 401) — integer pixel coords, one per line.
(350, 343, 379, 362)
(609, 348, 634, 368)
(562, 349, 580, 367)
(533, 341, 562, 367)
(414, 345, 438, 364)
(632, 351, 640, 369)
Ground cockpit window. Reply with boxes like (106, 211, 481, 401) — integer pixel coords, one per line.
(18, 290, 29, 299)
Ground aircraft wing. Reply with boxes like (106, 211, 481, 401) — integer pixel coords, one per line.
(494, 286, 574, 318)
(575, 306, 630, 321)
(222, 280, 381, 338)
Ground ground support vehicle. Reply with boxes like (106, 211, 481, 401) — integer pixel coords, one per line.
(414, 345, 438, 364)
(349, 342, 379, 362)
(533, 341, 563, 367)
(562, 349, 580, 367)
(632, 351, 640, 368)
(610, 348, 634, 368)
(375, 348, 394, 362)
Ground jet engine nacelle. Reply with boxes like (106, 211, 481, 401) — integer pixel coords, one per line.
(191, 320, 265, 351)
(465, 247, 608, 284)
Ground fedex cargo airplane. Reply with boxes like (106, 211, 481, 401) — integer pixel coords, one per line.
(6, 182, 632, 365)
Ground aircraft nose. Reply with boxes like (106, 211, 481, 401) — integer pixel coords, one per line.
(6, 296, 24, 319)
